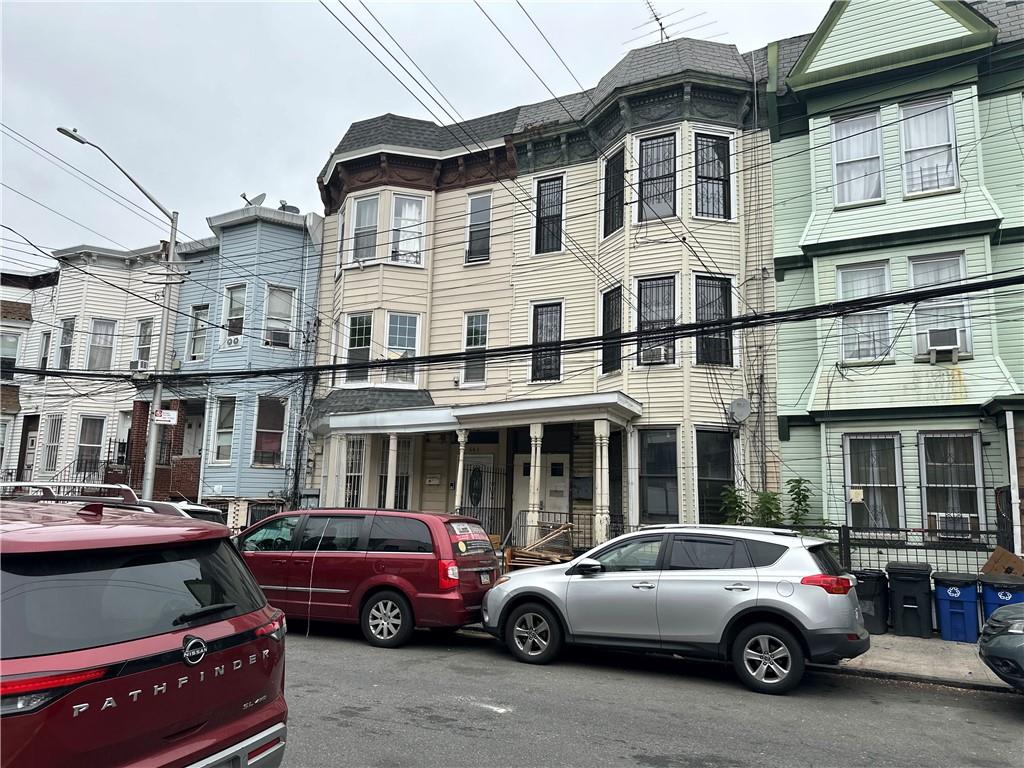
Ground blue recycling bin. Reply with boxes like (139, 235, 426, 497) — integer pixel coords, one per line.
(933, 572, 980, 643)
(980, 573, 1024, 620)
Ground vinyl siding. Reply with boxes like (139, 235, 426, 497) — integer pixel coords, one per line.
(779, 425, 825, 520)
(770, 134, 812, 260)
(979, 90, 1024, 230)
(992, 243, 1024, 389)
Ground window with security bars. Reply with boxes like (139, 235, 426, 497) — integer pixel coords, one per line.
(346, 313, 372, 383)
(695, 276, 733, 365)
(694, 133, 731, 219)
(602, 287, 622, 374)
(43, 414, 63, 473)
(345, 436, 365, 507)
(696, 429, 735, 524)
(535, 177, 563, 254)
(156, 425, 172, 466)
(248, 502, 283, 526)
(467, 193, 491, 263)
(264, 287, 295, 348)
(639, 134, 675, 221)
(902, 99, 957, 195)
(253, 397, 286, 466)
(386, 313, 418, 383)
(463, 312, 487, 384)
(603, 150, 625, 236)
(844, 433, 902, 529)
(531, 303, 562, 381)
(637, 277, 674, 365)
(376, 436, 412, 510)
(920, 432, 982, 538)
(838, 263, 891, 361)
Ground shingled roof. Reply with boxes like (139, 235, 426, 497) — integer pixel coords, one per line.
(970, 0, 1024, 42)
(310, 387, 435, 419)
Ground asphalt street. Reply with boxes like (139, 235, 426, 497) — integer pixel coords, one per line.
(281, 622, 1022, 768)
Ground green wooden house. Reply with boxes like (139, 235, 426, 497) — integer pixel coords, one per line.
(765, 0, 1023, 553)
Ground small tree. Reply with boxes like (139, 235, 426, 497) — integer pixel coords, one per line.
(751, 490, 784, 527)
(720, 486, 749, 525)
(786, 478, 812, 526)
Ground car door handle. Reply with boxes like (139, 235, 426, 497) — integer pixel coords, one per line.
(724, 583, 751, 592)
(271, 559, 289, 566)
(294, 559, 311, 566)
(631, 582, 656, 590)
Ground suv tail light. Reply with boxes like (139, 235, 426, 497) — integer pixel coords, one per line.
(800, 574, 853, 595)
(438, 559, 460, 591)
(0, 667, 107, 716)
(255, 611, 287, 641)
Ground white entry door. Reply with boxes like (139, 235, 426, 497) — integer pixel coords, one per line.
(511, 452, 570, 521)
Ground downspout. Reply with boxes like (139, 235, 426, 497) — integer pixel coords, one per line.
(1006, 411, 1022, 554)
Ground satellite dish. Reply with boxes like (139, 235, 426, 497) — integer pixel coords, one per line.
(727, 398, 752, 424)
(240, 192, 266, 207)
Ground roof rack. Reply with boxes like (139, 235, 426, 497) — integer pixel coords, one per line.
(638, 523, 799, 537)
(0, 481, 139, 504)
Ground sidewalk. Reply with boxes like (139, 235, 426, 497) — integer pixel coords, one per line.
(812, 633, 1015, 693)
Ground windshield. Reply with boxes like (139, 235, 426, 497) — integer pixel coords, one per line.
(1, 539, 265, 659)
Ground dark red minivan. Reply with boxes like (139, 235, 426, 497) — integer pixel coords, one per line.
(236, 509, 498, 647)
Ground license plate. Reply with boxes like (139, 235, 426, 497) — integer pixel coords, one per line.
(480, 572, 491, 585)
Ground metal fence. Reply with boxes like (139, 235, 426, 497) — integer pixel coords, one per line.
(456, 464, 509, 538)
(502, 509, 644, 554)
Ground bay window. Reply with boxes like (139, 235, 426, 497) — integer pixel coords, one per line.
(910, 254, 970, 357)
(902, 99, 957, 195)
(838, 263, 890, 362)
(637, 276, 675, 365)
(844, 433, 903, 529)
(86, 319, 115, 370)
(58, 318, 75, 369)
(639, 428, 678, 525)
(694, 133, 731, 219)
(253, 396, 287, 466)
(696, 429, 735, 524)
(467, 192, 491, 263)
(603, 150, 625, 236)
(832, 112, 882, 206)
(920, 432, 982, 537)
(391, 195, 425, 265)
(346, 313, 372, 383)
(531, 302, 562, 381)
(386, 313, 418, 383)
(639, 134, 675, 220)
(353, 196, 379, 263)
(695, 275, 733, 365)
(264, 286, 295, 348)
(463, 311, 488, 384)
(535, 177, 563, 254)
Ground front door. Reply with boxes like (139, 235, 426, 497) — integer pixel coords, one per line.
(511, 452, 570, 521)
(22, 430, 37, 480)
(287, 514, 368, 622)
(461, 454, 493, 516)
(238, 514, 301, 615)
(564, 534, 665, 644)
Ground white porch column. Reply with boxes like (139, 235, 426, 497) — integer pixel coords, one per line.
(594, 419, 611, 543)
(1007, 412, 1022, 553)
(384, 432, 399, 509)
(320, 434, 336, 506)
(454, 429, 468, 512)
(335, 434, 349, 507)
(527, 423, 544, 529)
(626, 424, 640, 528)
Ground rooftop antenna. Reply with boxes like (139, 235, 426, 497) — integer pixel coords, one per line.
(240, 192, 266, 207)
(645, 0, 670, 43)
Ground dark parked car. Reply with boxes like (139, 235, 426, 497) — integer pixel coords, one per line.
(978, 603, 1024, 692)
(0, 500, 287, 767)
(236, 509, 498, 647)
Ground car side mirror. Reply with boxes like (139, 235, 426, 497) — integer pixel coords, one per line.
(577, 558, 603, 575)
(230, 535, 240, 549)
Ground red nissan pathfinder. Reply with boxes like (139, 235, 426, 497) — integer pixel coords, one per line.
(0, 501, 287, 768)
(237, 509, 498, 647)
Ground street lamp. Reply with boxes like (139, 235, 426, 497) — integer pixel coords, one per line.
(58, 126, 179, 501)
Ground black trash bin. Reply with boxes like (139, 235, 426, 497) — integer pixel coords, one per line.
(853, 569, 889, 635)
(886, 561, 933, 638)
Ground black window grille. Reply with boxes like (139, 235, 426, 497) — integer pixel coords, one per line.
(532, 303, 562, 381)
(603, 150, 625, 236)
(695, 275, 733, 365)
(535, 178, 563, 254)
(639, 135, 675, 221)
(602, 287, 622, 374)
(694, 133, 731, 219)
(637, 277, 675, 364)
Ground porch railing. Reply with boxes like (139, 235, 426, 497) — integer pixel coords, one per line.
(502, 509, 644, 555)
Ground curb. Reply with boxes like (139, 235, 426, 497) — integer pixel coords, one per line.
(808, 662, 1018, 695)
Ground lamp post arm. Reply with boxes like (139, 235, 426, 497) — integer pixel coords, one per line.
(87, 142, 174, 222)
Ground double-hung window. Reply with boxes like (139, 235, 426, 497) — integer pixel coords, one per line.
(910, 254, 970, 357)
(832, 112, 882, 206)
(352, 196, 379, 263)
(386, 313, 418, 383)
(844, 433, 902, 529)
(346, 313, 372, 383)
(531, 302, 562, 382)
(134, 319, 153, 369)
(214, 397, 235, 461)
(639, 428, 678, 525)
(695, 275, 733, 365)
(637, 276, 675, 365)
(603, 150, 625, 236)
(38, 331, 51, 379)
(0, 333, 19, 380)
(638, 134, 675, 220)
(264, 286, 295, 348)
(253, 397, 287, 466)
(920, 432, 982, 538)
(391, 195, 425, 265)
(58, 318, 75, 369)
(225, 285, 246, 338)
(694, 133, 731, 219)
(696, 429, 735, 524)
(463, 311, 488, 384)
(535, 177, 563, 254)
(466, 193, 491, 263)
(601, 286, 622, 374)
(76, 417, 105, 474)
(901, 99, 957, 195)
(189, 305, 210, 361)
(838, 263, 890, 362)
(86, 319, 115, 371)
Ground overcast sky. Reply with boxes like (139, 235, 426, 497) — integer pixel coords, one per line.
(1, 0, 830, 272)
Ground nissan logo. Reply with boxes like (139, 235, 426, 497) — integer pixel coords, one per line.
(182, 636, 207, 666)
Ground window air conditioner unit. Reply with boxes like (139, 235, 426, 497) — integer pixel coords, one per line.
(224, 336, 242, 348)
(129, 359, 148, 371)
(927, 327, 959, 364)
(936, 513, 972, 540)
(640, 346, 669, 364)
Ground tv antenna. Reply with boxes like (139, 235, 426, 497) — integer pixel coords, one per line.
(240, 192, 266, 207)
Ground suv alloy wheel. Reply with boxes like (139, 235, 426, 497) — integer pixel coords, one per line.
(731, 622, 806, 694)
(504, 603, 563, 664)
(361, 590, 414, 648)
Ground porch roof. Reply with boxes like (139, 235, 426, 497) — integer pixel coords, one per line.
(322, 391, 642, 434)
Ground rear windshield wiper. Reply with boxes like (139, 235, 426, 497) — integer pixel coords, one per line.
(173, 602, 237, 626)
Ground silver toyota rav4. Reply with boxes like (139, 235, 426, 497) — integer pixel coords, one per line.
(483, 525, 869, 694)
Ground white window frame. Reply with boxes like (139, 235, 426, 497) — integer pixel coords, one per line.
(133, 318, 154, 368)
(345, 434, 366, 507)
(528, 298, 565, 384)
(43, 413, 63, 473)
(465, 190, 493, 264)
(85, 318, 116, 371)
(918, 430, 985, 531)
(899, 97, 959, 198)
(909, 252, 972, 358)
(38, 331, 51, 378)
(598, 284, 624, 378)
(837, 262, 893, 363)
(691, 272, 740, 367)
(330, 316, 341, 388)
(344, 311, 373, 386)
(262, 284, 296, 350)
(350, 194, 380, 264)
(222, 284, 247, 342)
(251, 395, 289, 468)
(830, 110, 884, 208)
(461, 310, 489, 387)
(384, 311, 420, 387)
(0, 331, 21, 380)
(390, 193, 428, 267)
(334, 204, 346, 280)
(632, 126, 683, 225)
(531, 173, 567, 256)
(188, 304, 210, 361)
(57, 318, 75, 369)
(633, 272, 680, 368)
(842, 432, 906, 529)
(75, 414, 106, 472)
(210, 396, 236, 465)
(690, 124, 738, 222)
